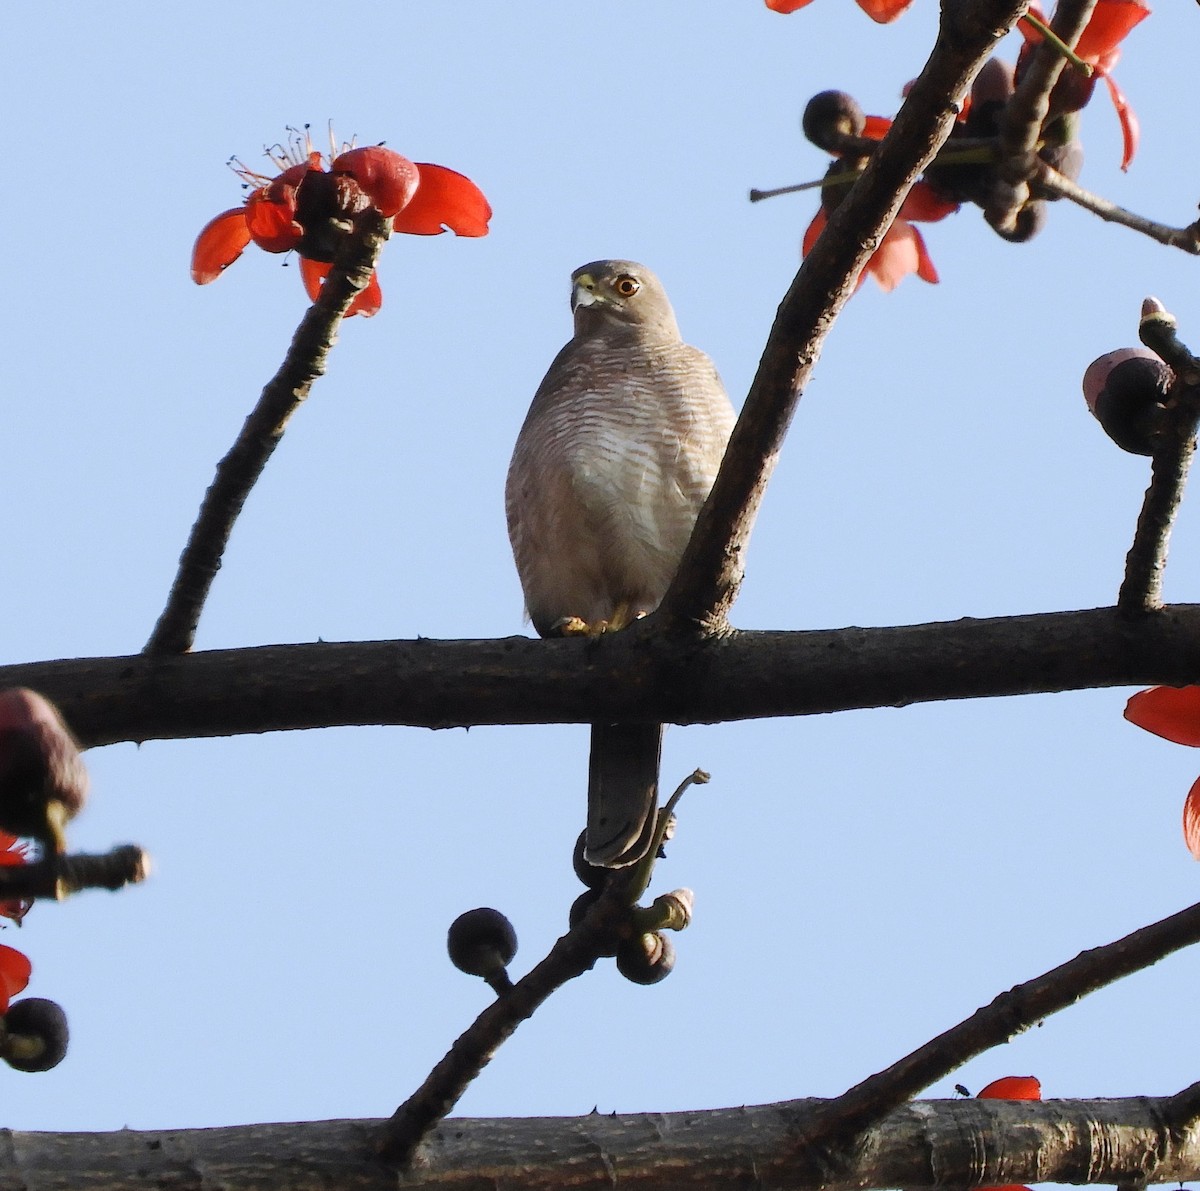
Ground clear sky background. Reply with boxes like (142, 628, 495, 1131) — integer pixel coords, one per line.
(4, 0, 1200, 1137)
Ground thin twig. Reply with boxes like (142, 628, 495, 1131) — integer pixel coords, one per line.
(0, 845, 149, 900)
(376, 879, 638, 1165)
(656, 0, 1029, 636)
(788, 896, 1200, 1174)
(143, 211, 391, 655)
(1034, 161, 1200, 253)
(1119, 302, 1200, 615)
(987, 0, 1095, 236)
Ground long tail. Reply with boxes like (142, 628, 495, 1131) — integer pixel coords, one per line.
(585, 721, 663, 867)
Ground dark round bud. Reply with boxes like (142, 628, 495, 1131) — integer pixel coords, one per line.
(802, 91, 866, 152)
(615, 932, 676, 986)
(1083, 348, 1173, 456)
(3, 998, 68, 1072)
(568, 890, 618, 955)
(446, 908, 517, 979)
(569, 888, 601, 930)
(992, 200, 1047, 243)
(819, 158, 861, 218)
(1038, 138, 1084, 192)
(1048, 63, 1099, 117)
(572, 831, 608, 890)
(966, 58, 1015, 137)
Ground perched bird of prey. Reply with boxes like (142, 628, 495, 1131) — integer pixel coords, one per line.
(506, 260, 736, 866)
(0, 688, 88, 856)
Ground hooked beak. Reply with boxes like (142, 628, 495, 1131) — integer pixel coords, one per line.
(571, 272, 601, 312)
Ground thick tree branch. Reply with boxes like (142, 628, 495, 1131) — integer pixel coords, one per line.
(657, 0, 1029, 635)
(0, 1096, 1195, 1189)
(143, 212, 391, 656)
(9, 605, 1200, 748)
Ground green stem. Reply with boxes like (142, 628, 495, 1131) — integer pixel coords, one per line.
(1018, 12, 1094, 74)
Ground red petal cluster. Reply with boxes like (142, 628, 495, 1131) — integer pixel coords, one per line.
(765, 0, 913, 23)
(192, 139, 491, 317)
(1125, 686, 1200, 856)
(1018, 0, 1149, 170)
(803, 114, 956, 293)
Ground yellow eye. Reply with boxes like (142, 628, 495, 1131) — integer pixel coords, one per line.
(613, 275, 640, 298)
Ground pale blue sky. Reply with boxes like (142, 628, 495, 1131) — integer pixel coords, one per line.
(3, 1, 1199, 1133)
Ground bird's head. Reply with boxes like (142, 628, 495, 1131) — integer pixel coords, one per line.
(570, 260, 681, 343)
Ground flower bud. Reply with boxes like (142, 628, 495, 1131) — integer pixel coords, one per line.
(802, 91, 866, 152)
(2, 998, 68, 1072)
(615, 932, 676, 986)
(446, 908, 517, 982)
(1082, 348, 1173, 456)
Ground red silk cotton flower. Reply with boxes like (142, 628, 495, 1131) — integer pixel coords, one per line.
(192, 128, 492, 317)
(804, 180, 954, 292)
(803, 112, 958, 292)
(765, 0, 913, 23)
(975, 1076, 1042, 1191)
(1124, 685, 1200, 857)
(1018, 0, 1149, 170)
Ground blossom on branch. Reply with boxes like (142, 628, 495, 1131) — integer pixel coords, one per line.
(764, 0, 913, 24)
(1018, 0, 1150, 170)
(192, 128, 492, 317)
(800, 101, 958, 292)
(975, 1075, 1042, 1191)
(1124, 686, 1200, 856)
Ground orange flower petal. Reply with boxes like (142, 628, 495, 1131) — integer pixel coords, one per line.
(299, 256, 328, 304)
(900, 181, 960, 222)
(298, 257, 382, 318)
(0, 944, 31, 1011)
(392, 164, 493, 237)
(1075, 0, 1149, 62)
(1100, 71, 1139, 170)
(245, 191, 304, 254)
(855, 0, 914, 21)
(1183, 776, 1200, 859)
(1125, 687, 1200, 746)
(868, 220, 939, 290)
(348, 272, 383, 318)
(802, 207, 827, 257)
(332, 146, 420, 218)
(764, 0, 817, 10)
(191, 208, 252, 285)
(977, 1075, 1042, 1101)
(862, 115, 893, 141)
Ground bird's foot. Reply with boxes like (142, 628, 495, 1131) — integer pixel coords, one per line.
(550, 616, 592, 637)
